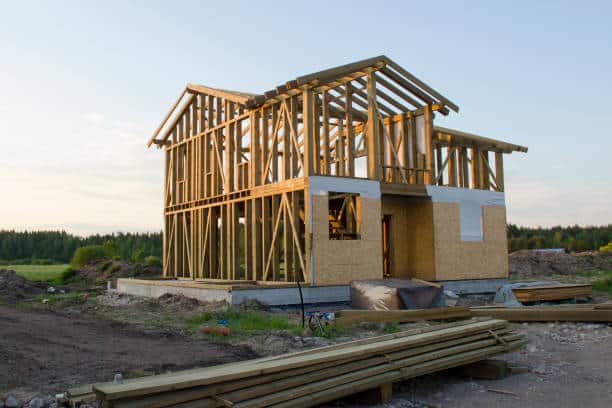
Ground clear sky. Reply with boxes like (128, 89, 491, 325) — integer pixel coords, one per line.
(1, 0, 611, 235)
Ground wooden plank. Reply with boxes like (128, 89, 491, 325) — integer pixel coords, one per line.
(335, 307, 471, 326)
(113, 326, 514, 408)
(366, 71, 381, 179)
(495, 151, 504, 191)
(470, 306, 612, 322)
(511, 284, 592, 302)
(266, 340, 524, 408)
(94, 319, 509, 401)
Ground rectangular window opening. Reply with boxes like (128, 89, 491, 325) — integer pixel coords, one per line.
(328, 192, 361, 240)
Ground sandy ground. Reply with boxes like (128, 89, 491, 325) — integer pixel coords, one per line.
(0, 305, 254, 396)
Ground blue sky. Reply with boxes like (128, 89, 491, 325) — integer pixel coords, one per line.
(1, 0, 610, 235)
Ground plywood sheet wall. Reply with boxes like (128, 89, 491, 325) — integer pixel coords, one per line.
(311, 195, 383, 285)
(432, 203, 508, 280)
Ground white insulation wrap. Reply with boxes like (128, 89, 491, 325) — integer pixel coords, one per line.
(425, 186, 505, 242)
(308, 176, 381, 198)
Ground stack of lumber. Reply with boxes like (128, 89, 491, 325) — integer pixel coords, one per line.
(78, 318, 524, 408)
(511, 283, 592, 302)
(334, 306, 471, 326)
(470, 303, 612, 322)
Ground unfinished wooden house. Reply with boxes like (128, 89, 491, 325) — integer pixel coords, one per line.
(147, 56, 527, 286)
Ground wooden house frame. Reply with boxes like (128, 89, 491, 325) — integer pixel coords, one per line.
(148, 56, 527, 285)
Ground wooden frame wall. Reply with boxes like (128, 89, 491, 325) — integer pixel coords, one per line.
(153, 59, 523, 281)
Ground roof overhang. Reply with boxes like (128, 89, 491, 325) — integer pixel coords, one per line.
(434, 126, 528, 154)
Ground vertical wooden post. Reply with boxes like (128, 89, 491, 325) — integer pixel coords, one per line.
(423, 104, 434, 184)
(261, 107, 269, 184)
(271, 105, 279, 183)
(460, 147, 469, 188)
(481, 150, 490, 190)
(495, 151, 504, 191)
(471, 147, 481, 189)
(366, 71, 381, 180)
(345, 83, 354, 177)
(321, 91, 330, 175)
(435, 144, 443, 185)
(409, 116, 418, 184)
(448, 146, 458, 187)
(337, 119, 345, 176)
(313, 94, 321, 175)
(302, 88, 314, 177)
(252, 197, 262, 280)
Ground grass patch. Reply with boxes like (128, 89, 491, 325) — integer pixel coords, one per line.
(382, 322, 401, 334)
(9, 264, 72, 285)
(592, 271, 612, 294)
(125, 370, 154, 379)
(185, 307, 301, 337)
(312, 323, 345, 339)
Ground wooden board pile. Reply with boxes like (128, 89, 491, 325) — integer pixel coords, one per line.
(75, 318, 524, 408)
(511, 283, 592, 302)
(470, 303, 612, 322)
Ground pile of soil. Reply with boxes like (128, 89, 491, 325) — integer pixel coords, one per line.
(0, 269, 47, 303)
(509, 250, 578, 278)
(509, 250, 612, 278)
(76, 259, 162, 287)
(573, 251, 612, 272)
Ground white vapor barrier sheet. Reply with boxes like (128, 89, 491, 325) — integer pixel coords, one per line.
(308, 176, 381, 198)
(425, 186, 505, 242)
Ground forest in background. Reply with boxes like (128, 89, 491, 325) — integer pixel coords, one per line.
(507, 224, 612, 252)
(0, 224, 611, 264)
(0, 230, 161, 264)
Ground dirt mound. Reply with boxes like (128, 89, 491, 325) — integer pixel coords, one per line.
(509, 250, 612, 278)
(0, 269, 47, 302)
(573, 251, 612, 272)
(76, 259, 162, 287)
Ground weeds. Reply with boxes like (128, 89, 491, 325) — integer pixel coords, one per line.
(184, 307, 301, 337)
(382, 323, 401, 334)
(593, 271, 612, 294)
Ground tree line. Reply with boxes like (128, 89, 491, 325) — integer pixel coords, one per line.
(1, 224, 611, 263)
(507, 224, 612, 252)
(0, 230, 162, 264)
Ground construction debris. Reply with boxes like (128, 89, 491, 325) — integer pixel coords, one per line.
(73, 318, 524, 408)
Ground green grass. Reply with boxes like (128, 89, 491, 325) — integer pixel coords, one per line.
(9, 264, 72, 285)
(185, 307, 302, 337)
(382, 323, 401, 334)
(592, 271, 612, 294)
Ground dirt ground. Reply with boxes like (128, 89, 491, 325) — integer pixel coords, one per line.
(1, 252, 612, 407)
(0, 305, 254, 397)
(373, 322, 612, 408)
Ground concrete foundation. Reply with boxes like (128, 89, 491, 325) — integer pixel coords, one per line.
(437, 278, 507, 295)
(116, 279, 350, 306)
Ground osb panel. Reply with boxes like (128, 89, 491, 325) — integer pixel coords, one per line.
(381, 197, 436, 281)
(432, 203, 508, 280)
(312, 195, 382, 285)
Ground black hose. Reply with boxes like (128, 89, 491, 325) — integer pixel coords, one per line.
(297, 279, 305, 328)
